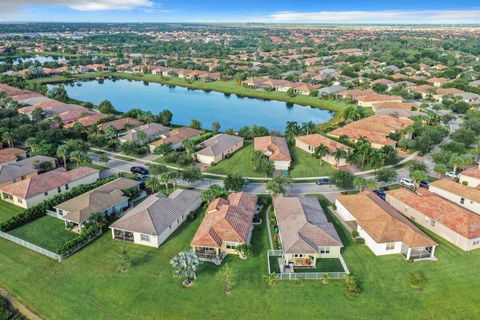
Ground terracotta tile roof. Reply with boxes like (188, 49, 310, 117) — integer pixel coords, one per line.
(295, 134, 352, 153)
(338, 89, 375, 98)
(410, 84, 435, 94)
(0, 167, 99, 199)
(0, 148, 27, 164)
(430, 179, 480, 203)
(427, 77, 448, 84)
(191, 192, 257, 248)
(65, 113, 108, 128)
(336, 191, 436, 247)
(356, 94, 403, 103)
(372, 102, 415, 110)
(99, 118, 143, 131)
(388, 188, 480, 239)
(149, 127, 204, 147)
(274, 196, 342, 254)
(460, 167, 480, 180)
(0, 84, 32, 97)
(436, 88, 463, 96)
(254, 136, 291, 162)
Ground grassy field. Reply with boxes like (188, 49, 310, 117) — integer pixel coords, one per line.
(0, 194, 480, 319)
(8, 216, 77, 252)
(290, 146, 335, 178)
(0, 200, 23, 224)
(27, 72, 352, 128)
(206, 142, 262, 177)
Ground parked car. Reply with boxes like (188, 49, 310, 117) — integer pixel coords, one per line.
(373, 189, 386, 200)
(400, 178, 415, 188)
(130, 166, 149, 175)
(419, 180, 430, 188)
(315, 178, 330, 185)
(445, 171, 459, 178)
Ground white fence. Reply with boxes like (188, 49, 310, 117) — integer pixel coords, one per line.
(0, 231, 62, 261)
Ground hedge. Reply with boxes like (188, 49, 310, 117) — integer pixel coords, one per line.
(191, 132, 214, 145)
(56, 223, 102, 255)
(0, 176, 116, 232)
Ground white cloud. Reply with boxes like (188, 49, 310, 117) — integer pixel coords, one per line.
(0, 0, 153, 13)
(257, 10, 480, 24)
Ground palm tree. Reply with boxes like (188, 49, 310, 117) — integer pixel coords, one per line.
(301, 121, 316, 135)
(25, 138, 38, 154)
(159, 172, 171, 193)
(313, 144, 329, 164)
(181, 139, 196, 156)
(285, 121, 300, 136)
(56, 145, 70, 169)
(137, 131, 148, 145)
(145, 176, 161, 193)
(410, 170, 427, 190)
(332, 149, 346, 167)
(235, 243, 252, 260)
(170, 251, 201, 286)
(353, 177, 367, 191)
(70, 151, 91, 167)
(369, 150, 385, 171)
(1, 131, 14, 148)
(263, 273, 279, 287)
(450, 155, 473, 175)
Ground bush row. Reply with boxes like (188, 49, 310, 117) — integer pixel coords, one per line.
(56, 223, 102, 255)
(0, 176, 116, 232)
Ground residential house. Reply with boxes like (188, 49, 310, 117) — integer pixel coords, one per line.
(386, 188, 480, 251)
(191, 192, 257, 264)
(254, 136, 291, 171)
(196, 134, 244, 165)
(317, 85, 347, 97)
(336, 191, 437, 260)
(428, 179, 480, 215)
(327, 115, 413, 149)
(110, 189, 202, 247)
(99, 117, 143, 132)
(119, 123, 170, 144)
(0, 148, 28, 166)
(149, 127, 204, 152)
(0, 156, 56, 187)
(355, 94, 403, 108)
(427, 77, 448, 87)
(459, 165, 480, 188)
(54, 178, 139, 231)
(295, 134, 352, 166)
(0, 167, 99, 208)
(273, 196, 343, 271)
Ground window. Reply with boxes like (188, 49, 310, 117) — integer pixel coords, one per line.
(140, 234, 150, 242)
(226, 242, 237, 249)
(320, 247, 330, 254)
(386, 243, 395, 250)
(430, 220, 436, 227)
(65, 184, 69, 190)
(44, 191, 48, 196)
(460, 198, 465, 204)
(57, 187, 61, 193)
(17, 198, 23, 204)
(473, 240, 480, 246)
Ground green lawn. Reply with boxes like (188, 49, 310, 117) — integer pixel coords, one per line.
(290, 146, 335, 178)
(206, 142, 262, 177)
(8, 216, 77, 252)
(0, 200, 24, 224)
(0, 195, 480, 319)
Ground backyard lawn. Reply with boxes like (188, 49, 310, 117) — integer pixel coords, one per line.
(206, 142, 263, 177)
(0, 200, 23, 224)
(289, 146, 335, 178)
(0, 196, 480, 319)
(8, 216, 78, 252)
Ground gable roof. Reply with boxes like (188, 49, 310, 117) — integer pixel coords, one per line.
(191, 192, 257, 248)
(56, 178, 138, 224)
(274, 196, 342, 254)
(99, 117, 143, 131)
(336, 191, 436, 247)
(295, 134, 352, 153)
(196, 134, 243, 157)
(149, 127, 204, 147)
(0, 167, 99, 199)
(111, 189, 201, 235)
(254, 136, 291, 162)
(388, 188, 480, 239)
(430, 179, 480, 203)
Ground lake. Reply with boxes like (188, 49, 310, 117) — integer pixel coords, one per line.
(54, 78, 333, 132)
(12, 56, 67, 64)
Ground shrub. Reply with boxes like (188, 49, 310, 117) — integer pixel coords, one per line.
(344, 275, 361, 299)
(409, 271, 426, 291)
(56, 223, 102, 255)
(351, 230, 359, 238)
(355, 238, 365, 245)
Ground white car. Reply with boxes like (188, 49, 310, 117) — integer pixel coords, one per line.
(445, 171, 459, 178)
(400, 178, 416, 188)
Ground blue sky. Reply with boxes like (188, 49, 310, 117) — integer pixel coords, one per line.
(1, 0, 479, 23)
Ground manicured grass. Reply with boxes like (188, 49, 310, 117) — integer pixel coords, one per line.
(0, 200, 24, 224)
(206, 142, 263, 177)
(8, 216, 78, 252)
(1, 195, 480, 319)
(289, 146, 335, 178)
(297, 258, 345, 273)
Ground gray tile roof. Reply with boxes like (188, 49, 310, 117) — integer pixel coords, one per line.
(110, 189, 201, 235)
(0, 156, 56, 185)
(196, 134, 243, 157)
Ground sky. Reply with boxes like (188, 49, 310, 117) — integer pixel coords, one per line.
(0, 0, 479, 24)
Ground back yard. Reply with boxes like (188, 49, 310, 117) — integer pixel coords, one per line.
(0, 197, 479, 319)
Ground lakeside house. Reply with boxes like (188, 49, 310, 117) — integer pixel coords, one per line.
(295, 134, 352, 166)
(148, 127, 204, 152)
(0, 148, 28, 166)
(386, 188, 480, 251)
(99, 117, 143, 132)
(191, 192, 257, 264)
(0, 155, 57, 187)
(118, 123, 170, 144)
(336, 191, 437, 260)
(110, 189, 202, 247)
(0, 167, 99, 208)
(273, 196, 343, 271)
(327, 115, 413, 149)
(54, 178, 139, 232)
(195, 134, 244, 165)
(254, 136, 291, 171)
